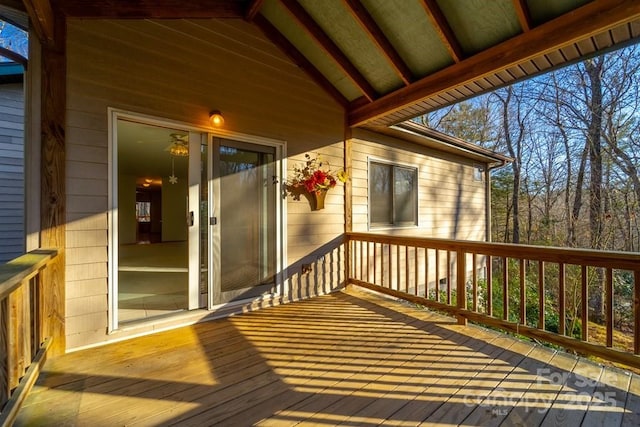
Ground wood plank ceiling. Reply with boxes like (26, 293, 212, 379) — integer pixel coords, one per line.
(14, 0, 640, 130)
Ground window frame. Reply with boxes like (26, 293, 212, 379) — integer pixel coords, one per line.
(367, 158, 419, 229)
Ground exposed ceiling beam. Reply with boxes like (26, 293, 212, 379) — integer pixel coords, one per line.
(3, 0, 25, 11)
(53, 0, 244, 19)
(419, 0, 464, 63)
(343, 0, 413, 86)
(280, 0, 377, 102)
(0, 45, 27, 67)
(22, 0, 55, 45)
(253, 14, 349, 109)
(512, 0, 532, 32)
(349, 0, 640, 127)
(244, 0, 264, 21)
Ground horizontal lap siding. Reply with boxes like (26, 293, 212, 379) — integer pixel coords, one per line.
(66, 19, 345, 350)
(351, 129, 486, 241)
(0, 82, 24, 263)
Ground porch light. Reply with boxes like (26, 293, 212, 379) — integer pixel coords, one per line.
(209, 110, 224, 127)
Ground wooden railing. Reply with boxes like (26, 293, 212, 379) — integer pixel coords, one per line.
(0, 249, 58, 426)
(346, 232, 640, 369)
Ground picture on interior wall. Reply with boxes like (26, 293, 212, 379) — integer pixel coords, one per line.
(280, 153, 348, 211)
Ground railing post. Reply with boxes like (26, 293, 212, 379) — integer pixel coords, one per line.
(456, 250, 467, 325)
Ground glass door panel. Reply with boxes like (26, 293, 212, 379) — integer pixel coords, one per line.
(212, 138, 277, 304)
(115, 119, 200, 325)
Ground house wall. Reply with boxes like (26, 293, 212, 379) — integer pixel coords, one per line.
(0, 81, 24, 263)
(65, 19, 346, 350)
(349, 129, 489, 292)
(351, 129, 487, 240)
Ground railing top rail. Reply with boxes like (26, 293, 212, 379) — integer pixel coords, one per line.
(0, 249, 58, 300)
(346, 232, 640, 270)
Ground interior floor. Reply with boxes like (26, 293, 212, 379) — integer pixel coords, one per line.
(118, 241, 188, 323)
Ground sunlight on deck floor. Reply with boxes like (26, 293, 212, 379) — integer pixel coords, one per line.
(15, 287, 640, 426)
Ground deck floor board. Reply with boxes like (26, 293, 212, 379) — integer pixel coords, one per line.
(15, 287, 640, 426)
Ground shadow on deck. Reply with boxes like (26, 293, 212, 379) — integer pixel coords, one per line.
(15, 287, 640, 426)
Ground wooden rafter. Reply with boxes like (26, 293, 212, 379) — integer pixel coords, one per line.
(244, 0, 265, 21)
(280, 0, 377, 102)
(512, 0, 532, 32)
(349, 0, 640, 127)
(253, 14, 348, 108)
(22, 0, 55, 46)
(0, 46, 27, 68)
(419, 0, 463, 63)
(53, 0, 244, 18)
(343, 0, 413, 85)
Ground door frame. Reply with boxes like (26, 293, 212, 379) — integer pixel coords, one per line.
(208, 135, 286, 309)
(107, 108, 287, 332)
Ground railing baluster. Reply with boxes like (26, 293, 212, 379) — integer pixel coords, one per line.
(606, 268, 613, 348)
(486, 255, 492, 316)
(373, 243, 377, 286)
(435, 250, 440, 302)
(359, 240, 363, 280)
(502, 257, 508, 321)
(457, 249, 467, 326)
(380, 243, 385, 287)
(472, 253, 478, 312)
(559, 263, 565, 336)
(425, 248, 429, 299)
(446, 251, 452, 305)
(405, 246, 409, 294)
(414, 247, 419, 296)
(366, 241, 370, 283)
(519, 259, 526, 325)
(582, 266, 588, 342)
(538, 262, 545, 330)
(390, 244, 394, 290)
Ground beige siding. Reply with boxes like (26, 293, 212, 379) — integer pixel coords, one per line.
(351, 129, 487, 241)
(65, 19, 346, 350)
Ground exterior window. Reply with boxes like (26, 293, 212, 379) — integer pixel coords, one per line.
(369, 161, 418, 227)
(473, 164, 484, 182)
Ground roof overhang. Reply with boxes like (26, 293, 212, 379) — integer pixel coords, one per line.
(375, 121, 512, 169)
(12, 0, 640, 131)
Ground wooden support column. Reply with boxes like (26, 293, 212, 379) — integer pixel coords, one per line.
(344, 116, 352, 286)
(39, 13, 66, 357)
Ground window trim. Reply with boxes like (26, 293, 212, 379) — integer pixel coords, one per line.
(473, 164, 485, 182)
(367, 157, 419, 230)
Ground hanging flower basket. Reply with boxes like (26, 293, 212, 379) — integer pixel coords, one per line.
(280, 153, 348, 211)
(308, 189, 327, 211)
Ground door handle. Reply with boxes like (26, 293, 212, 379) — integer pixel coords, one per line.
(188, 211, 194, 226)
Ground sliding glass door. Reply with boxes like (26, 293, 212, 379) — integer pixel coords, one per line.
(210, 138, 279, 305)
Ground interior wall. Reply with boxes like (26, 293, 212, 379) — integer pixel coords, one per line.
(64, 18, 346, 350)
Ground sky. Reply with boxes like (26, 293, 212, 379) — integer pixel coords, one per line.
(0, 20, 27, 61)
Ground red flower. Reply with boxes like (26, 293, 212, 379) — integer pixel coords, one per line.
(313, 170, 327, 184)
(304, 177, 316, 192)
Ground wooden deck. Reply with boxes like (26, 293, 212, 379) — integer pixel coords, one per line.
(14, 287, 640, 426)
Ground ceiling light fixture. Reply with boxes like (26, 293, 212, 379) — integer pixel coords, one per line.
(169, 133, 189, 157)
(209, 110, 224, 127)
